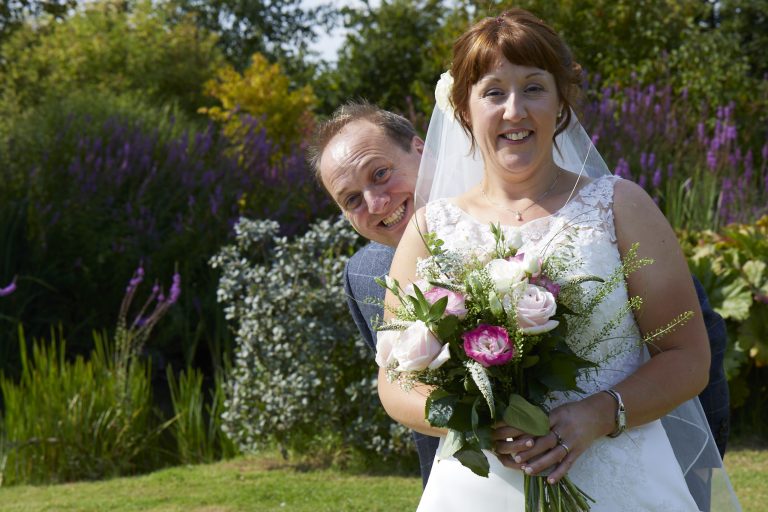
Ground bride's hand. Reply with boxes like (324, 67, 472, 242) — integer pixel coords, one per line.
(504, 394, 615, 483)
(490, 422, 531, 470)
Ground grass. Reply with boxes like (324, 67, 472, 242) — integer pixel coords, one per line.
(0, 446, 764, 511)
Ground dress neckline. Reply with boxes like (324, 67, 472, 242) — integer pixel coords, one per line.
(439, 176, 608, 230)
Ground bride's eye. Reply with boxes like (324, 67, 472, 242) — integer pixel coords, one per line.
(525, 84, 545, 94)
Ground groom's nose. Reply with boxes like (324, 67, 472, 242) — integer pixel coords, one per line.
(364, 188, 390, 214)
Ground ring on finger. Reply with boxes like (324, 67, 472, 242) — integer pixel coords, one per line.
(551, 428, 563, 444)
(558, 440, 571, 457)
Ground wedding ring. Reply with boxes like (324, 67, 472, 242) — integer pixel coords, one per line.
(558, 440, 571, 456)
(504, 437, 515, 443)
(551, 428, 563, 444)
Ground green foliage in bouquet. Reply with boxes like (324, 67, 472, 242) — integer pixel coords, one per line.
(210, 217, 413, 462)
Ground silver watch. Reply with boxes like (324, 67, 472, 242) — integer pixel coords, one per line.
(603, 388, 626, 438)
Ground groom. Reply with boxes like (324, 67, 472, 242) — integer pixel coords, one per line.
(308, 100, 730, 486)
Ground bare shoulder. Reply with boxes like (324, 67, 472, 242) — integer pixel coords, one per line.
(611, 178, 675, 255)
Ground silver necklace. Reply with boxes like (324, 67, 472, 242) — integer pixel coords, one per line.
(481, 170, 563, 222)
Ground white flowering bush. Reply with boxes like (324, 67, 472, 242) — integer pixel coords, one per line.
(210, 216, 412, 459)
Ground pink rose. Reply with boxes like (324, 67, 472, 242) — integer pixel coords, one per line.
(393, 320, 445, 371)
(462, 324, 515, 367)
(516, 284, 559, 334)
(423, 287, 468, 318)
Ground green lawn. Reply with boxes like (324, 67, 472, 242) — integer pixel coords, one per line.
(0, 447, 764, 511)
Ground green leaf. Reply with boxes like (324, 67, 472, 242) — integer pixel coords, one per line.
(436, 315, 460, 341)
(454, 446, 490, 477)
(521, 355, 540, 368)
(428, 296, 448, 321)
(439, 429, 465, 459)
(743, 260, 767, 289)
(425, 389, 454, 428)
(503, 394, 549, 436)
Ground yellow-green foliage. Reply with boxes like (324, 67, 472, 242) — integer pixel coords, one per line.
(199, 53, 316, 159)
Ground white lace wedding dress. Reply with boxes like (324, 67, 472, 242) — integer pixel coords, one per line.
(417, 175, 701, 511)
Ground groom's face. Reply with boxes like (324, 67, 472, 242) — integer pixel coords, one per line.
(319, 120, 423, 247)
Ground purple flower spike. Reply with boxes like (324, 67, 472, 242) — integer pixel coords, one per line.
(0, 277, 17, 297)
(168, 273, 181, 304)
(652, 167, 662, 188)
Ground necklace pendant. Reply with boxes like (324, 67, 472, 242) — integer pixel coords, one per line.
(515, 211, 523, 221)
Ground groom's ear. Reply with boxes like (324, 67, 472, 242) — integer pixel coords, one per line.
(413, 136, 425, 155)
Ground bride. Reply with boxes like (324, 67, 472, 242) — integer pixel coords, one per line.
(378, 9, 740, 511)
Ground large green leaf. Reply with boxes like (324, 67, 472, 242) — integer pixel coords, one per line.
(503, 394, 549, 436)
(454, 446, 490, 477)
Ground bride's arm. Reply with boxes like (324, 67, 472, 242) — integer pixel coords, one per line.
(377, 209, 447, 437)
(515, 179, 710, 482)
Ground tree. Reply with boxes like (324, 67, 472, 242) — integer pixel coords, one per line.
(316, 0, 452, 119)
(165, 0, 336, 77)
(0, 0, 77, 44)
(0, 0, 223, 116)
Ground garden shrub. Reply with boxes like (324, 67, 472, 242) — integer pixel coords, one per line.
(682, 217, 768, 437)
(211, 217, 413, 460)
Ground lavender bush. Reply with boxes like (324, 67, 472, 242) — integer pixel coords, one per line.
(0, 90, 333, 376)
(582, 76, 768, 231)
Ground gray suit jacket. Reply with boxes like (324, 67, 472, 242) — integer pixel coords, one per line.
(343, 241, 730, 487)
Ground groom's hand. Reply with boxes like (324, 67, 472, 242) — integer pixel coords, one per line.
(491, 422, 530, 470)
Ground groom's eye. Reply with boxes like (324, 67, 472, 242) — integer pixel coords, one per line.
(374, 167, 391, 181)
(344, 194, 362, 209)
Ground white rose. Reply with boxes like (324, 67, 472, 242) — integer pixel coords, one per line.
(520, 253, 542, 276)
(403, 279, 431, 298)
(516, 284, 559, 334)
(434, 72, 454, 113)
(393, 320, 443, 371)
(486, 258, 526, 294)
(506, 228, 523, 250)
(375, 330, 400, 368)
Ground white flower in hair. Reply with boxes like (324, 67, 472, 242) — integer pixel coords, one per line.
(434, 71, 454, 113)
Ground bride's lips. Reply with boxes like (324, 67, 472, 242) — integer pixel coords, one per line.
(499, 129, 533, 144)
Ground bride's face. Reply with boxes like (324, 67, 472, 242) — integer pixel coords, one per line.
(468, 58, 560, 180)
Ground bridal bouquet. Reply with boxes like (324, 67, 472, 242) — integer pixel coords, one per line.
(375, 224, 687, 511)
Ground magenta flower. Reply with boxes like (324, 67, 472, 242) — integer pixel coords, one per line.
(530, 274, 561, 298)
(423, 287, 468, 318)
(462, 324, 515, 367)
